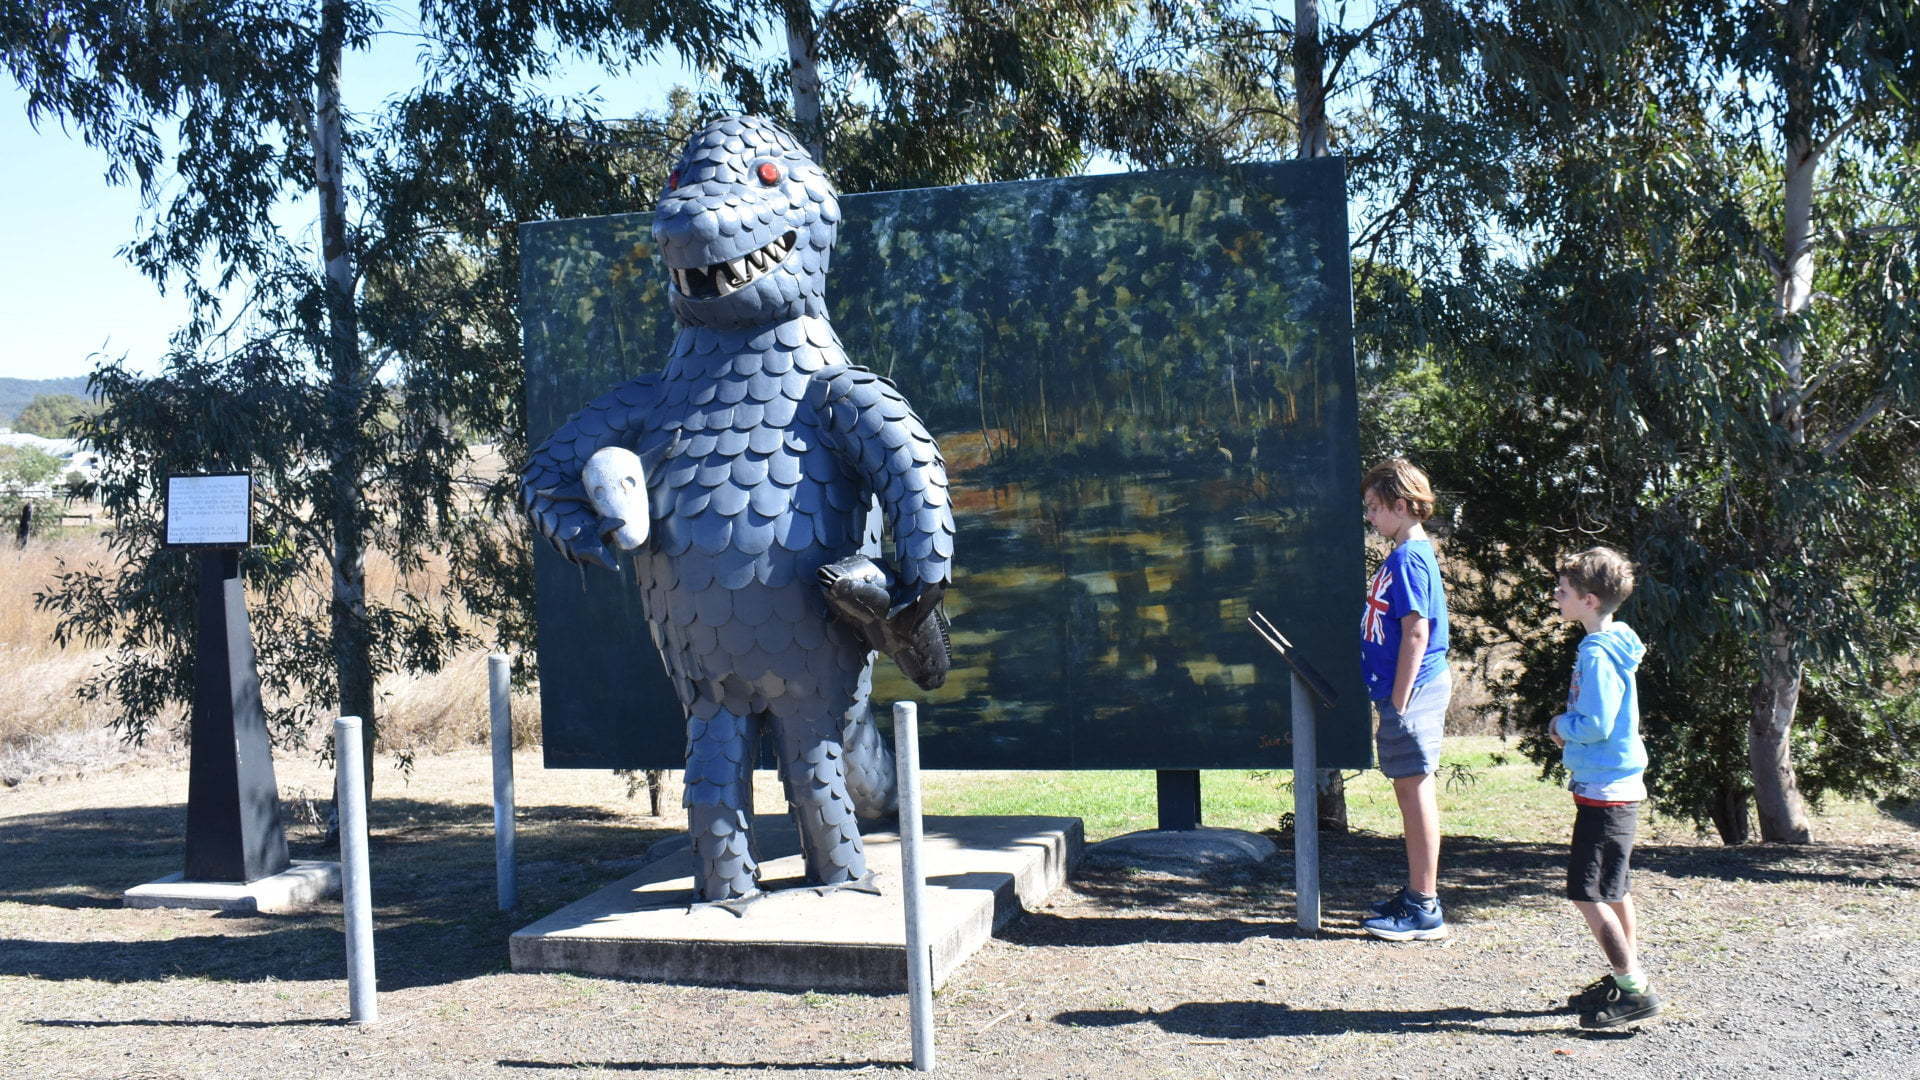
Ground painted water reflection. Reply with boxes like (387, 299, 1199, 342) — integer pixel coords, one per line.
(875, 435, 1360, 768)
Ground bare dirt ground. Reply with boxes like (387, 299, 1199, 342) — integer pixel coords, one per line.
(3, 749, 1917, 1079)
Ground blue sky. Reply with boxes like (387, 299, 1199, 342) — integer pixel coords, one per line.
(0, 24, 697, 382)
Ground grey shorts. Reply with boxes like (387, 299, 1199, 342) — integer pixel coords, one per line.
(1373, 671, 1451, 779)
(1568, 802, 1638, 903)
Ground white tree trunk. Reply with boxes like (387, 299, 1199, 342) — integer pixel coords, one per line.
(311, 0, 376, 802)
(1294, 0, 1329, 158)
(1751, 625, 1811, 843)
(1776, 129, 1815, 447)
(784, 0, 825, 163)
(1749, 0, 1817, 843)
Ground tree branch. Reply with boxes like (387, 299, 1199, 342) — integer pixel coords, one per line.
(1849, 223, 1919, 238)
(1324, 0, 1420, 89)
(1774, 365, 1835, 422)
(1352, 167, 1427, 259)
(1811, 111, 1862, 162)
(1822, 394, 1889, 457)
(250, 487, 336, 556)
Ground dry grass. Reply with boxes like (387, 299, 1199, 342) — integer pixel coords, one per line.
(375, 648, 542, 754)
(0, 530, 542, 784)
(0, 536, 166, 784)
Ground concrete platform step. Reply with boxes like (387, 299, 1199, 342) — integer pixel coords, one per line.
(510, 814, 1081, 993)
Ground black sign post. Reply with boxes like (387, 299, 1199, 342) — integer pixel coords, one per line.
(165, 473, 289, 883)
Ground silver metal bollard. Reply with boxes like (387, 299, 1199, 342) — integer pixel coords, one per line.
(893, 701, 935, 1072)
(488, 653, 517, 911)
(334, 715, 378, 1024)
(1290, 674, 1321, 933)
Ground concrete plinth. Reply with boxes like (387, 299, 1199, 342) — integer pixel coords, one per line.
(124, 859, 341, 914)
(510, 814, 1081, 993)
(1083, 827, 1277, 872)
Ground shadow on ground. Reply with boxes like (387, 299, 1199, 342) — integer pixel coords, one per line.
(1875, 798, 1920, 831)
(497, 1061, 890, 1072)
(28, 1018, 339, 1029)
(6, 796, 1914, 989)
(1054, 1000, 1568, 1038)
(1024, 826, 1920, 948)
(0, 798, 672, 989)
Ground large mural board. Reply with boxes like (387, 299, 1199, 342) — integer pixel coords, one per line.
(523, 159, 1369, 770)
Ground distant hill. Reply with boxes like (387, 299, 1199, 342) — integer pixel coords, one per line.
(0, 376, 92, 427)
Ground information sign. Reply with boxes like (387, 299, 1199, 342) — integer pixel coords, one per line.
(164, 473, 253, 548)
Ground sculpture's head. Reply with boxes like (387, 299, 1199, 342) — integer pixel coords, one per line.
(653, 116, 840, 330)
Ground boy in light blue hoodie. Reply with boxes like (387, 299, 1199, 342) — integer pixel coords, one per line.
(1548, 546, 1662, 1029)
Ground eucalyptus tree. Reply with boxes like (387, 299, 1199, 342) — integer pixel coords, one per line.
(714, 0, 1181, 189)
(1672, 0, 1920, 841)
(9, 392, 99, 438)
(4, 0, 736, 789)
(1336, 0, 1920, 843)
(3, 0, 1243, 794)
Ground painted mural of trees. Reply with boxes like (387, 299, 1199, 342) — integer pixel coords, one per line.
(519, 161, 1368, 769)
(831, 169, 1344, 478)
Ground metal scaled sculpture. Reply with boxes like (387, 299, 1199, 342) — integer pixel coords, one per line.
(520, 116, 956, 904)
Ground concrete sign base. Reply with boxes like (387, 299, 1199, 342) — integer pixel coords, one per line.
(124, 859, 340, 915)
(510, 815, 1081, 992)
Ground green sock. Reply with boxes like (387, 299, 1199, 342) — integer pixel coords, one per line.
(1613, 972, 1648, 994)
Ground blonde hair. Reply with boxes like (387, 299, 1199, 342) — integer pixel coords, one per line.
(1557, 547, 1636, 614)
(1361, 458, 1436, 521)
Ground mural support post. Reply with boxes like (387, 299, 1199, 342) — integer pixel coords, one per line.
(1155, 770, 1202, 831)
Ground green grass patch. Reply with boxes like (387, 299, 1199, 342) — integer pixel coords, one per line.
(923, 736, 1593, 844)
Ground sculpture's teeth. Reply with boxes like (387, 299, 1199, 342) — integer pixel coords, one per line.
(676, 230, 802, 298)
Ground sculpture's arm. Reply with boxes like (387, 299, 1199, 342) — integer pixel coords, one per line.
(519, 375, 662, 571)
(806, 365, 955, 598)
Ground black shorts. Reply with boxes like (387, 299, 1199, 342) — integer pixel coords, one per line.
(1567, 802, 1638, 903)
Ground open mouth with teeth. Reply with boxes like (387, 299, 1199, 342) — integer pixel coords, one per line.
(671, 230, 798, 300)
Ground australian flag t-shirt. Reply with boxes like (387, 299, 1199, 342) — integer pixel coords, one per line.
(1359, 538, 1449, 702)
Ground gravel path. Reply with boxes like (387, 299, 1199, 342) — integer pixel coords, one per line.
(3, 753, 1916, 1078)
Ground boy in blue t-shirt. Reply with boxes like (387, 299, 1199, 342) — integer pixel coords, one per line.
(1550, 546, 1663, 1028)
(1358, 458, 1452, 941)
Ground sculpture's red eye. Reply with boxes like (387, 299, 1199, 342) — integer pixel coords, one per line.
(667, 169, 682, 190)
(757, 162, 782, 185)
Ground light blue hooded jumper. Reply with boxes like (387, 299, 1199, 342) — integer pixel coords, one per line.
(1553, 623, 1648, 802)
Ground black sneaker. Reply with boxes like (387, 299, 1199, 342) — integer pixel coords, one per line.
(1567, 975, 1617, 1013)
(1579, 982, 1663, 1029)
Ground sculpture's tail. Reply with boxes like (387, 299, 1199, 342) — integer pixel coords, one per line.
(839, 696, 898, 821)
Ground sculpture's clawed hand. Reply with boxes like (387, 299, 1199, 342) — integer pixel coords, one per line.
(523, 478, 619, 571)
(885, 581, 945, 636)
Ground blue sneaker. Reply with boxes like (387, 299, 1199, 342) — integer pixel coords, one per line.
(1366, 887, 1411, 919)
(1362, 894, 1448, 941)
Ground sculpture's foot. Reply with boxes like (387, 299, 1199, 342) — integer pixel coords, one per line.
(809, 870, 882, 898)
(689, 887, 766, 918)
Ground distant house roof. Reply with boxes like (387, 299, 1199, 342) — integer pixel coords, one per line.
(0, 431, 83, 457)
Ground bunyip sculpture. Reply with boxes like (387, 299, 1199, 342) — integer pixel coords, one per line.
(520, 116, 955, 905)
